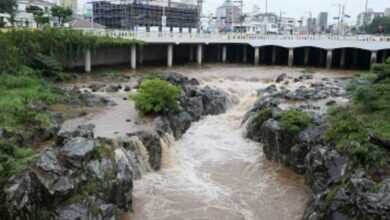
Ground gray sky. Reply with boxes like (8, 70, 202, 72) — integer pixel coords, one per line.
(79, 0, 389, 24)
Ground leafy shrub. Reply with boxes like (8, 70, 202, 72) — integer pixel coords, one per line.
(277, 109, 311, 134)
(371, 62, 390, 83)
(0, 140, 36, 179)
(349, 83, 390, 112)
(325, 107, 367, 151)
(348, 143, 385, 168)
(31, 53, 63, 77)
(352, 72, 377, 81)
(131, 79, 181, 115)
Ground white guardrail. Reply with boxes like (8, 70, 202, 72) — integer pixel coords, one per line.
(83, 30, 390, 43)
(81, 29, 390, 50)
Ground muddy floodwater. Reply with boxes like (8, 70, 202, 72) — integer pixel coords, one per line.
(62, 64, 352, 220)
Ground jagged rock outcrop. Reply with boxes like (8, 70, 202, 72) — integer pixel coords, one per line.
(243, 73, 390, 220)
(303, 171, 390, 220)
(3, 124, 134, 219)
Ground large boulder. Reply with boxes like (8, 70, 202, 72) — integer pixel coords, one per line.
(304, 145, 348, 193)
(168, 112, 193, 139)
(260, 119, 297, 164)
(200, 86, 231, 115)
(60, 137, 96, 164)
(303, 172, 390, 220)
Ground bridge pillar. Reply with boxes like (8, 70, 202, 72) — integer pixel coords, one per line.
(254, 47, 259, 65)
(138, 45, 144, 65)
(272, 47, 277, 64)
(84, 48, 91, 73)
(197, 44, 203, 65)
(383, 50, 388, 63)
(326, 50, 333, 69)
(222, 45, 227, 63)
(131, 45, 137, 69)
(340, 48, 346, 68)
(288, 48, 294, 67)
(167, 44, 173, 67)
(371, 51, 378, 65)
(243, 45, 247, 63)
(189, 45, 194, 62)
(304, 48, 310, 66)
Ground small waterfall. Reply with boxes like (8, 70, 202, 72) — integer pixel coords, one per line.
(132, 136, 153, 174)
(159, 132, 177, 169)
(114, 136, 153, 180)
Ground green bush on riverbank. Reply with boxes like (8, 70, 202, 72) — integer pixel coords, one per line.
(325, 59, 390, 170)
(131, 79, 181, 115)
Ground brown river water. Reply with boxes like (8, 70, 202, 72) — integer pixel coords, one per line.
(61, 64, 352, 220)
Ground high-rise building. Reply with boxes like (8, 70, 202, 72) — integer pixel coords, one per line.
(356, 9, 384, 27)
(60, 0, 77, 13)
(216, 0, 242, 27)
(385, 8, 390, 17)
(318, 12, 328, 32)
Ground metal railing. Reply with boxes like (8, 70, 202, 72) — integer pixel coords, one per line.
(83, 29, 390, 43)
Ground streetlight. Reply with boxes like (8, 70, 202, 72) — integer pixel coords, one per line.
(332, 3, 342, 35)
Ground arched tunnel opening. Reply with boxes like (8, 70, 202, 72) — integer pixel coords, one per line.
(259, 46, 289, 65)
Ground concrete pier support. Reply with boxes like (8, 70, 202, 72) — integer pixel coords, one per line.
(382, 50, 387, 63)
(326, 50, 333, 69)
(304, 47, 310, 66)
(288, 48, 294, 67)
(84, 48, 91, 73)
(189, 45, 194, 62)
(222, 45, 227, 63)
(371, 51, 377, 65)
(243, 45, 247, 62)
(197, 44, 203, 65)
(254, 47, 260, 65)
(340, 48, 346, 68)
(272, 46, 277, 64)
(167, 44, 173, 67)
(131, 45, 136, 69)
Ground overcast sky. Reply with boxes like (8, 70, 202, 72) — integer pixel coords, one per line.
(79, 0, 389, 24)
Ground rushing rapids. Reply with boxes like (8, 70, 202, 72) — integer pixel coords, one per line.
(125, 78, 310, 219)
(2, 65, 356, 219)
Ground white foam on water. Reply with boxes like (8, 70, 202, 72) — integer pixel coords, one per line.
(128, 77, 309, 220)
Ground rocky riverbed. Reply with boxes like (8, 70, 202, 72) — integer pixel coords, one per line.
(2, 64, 388, 219)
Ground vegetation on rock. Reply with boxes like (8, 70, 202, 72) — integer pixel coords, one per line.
(325, 59, 390, 170)
(277, 109, 311, 134)
(131, 79, 181, 115)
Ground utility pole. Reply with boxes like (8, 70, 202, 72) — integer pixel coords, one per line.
(364, 0, 368, 34)
(265, 0, 268, 14)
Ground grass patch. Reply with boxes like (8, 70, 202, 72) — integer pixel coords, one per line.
(0, 140, 37, 180)
(254, 107, 273, 122)
(0, 69, 65, 133)
(277, 109, 311, 134)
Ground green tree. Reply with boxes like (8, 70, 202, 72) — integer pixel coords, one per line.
(367, 16, 390, 34)
(26, 5, 44, 28)
(50, 5, 73, 27)
(0, 0, 17, 15)
(0, 0, 17, 27)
